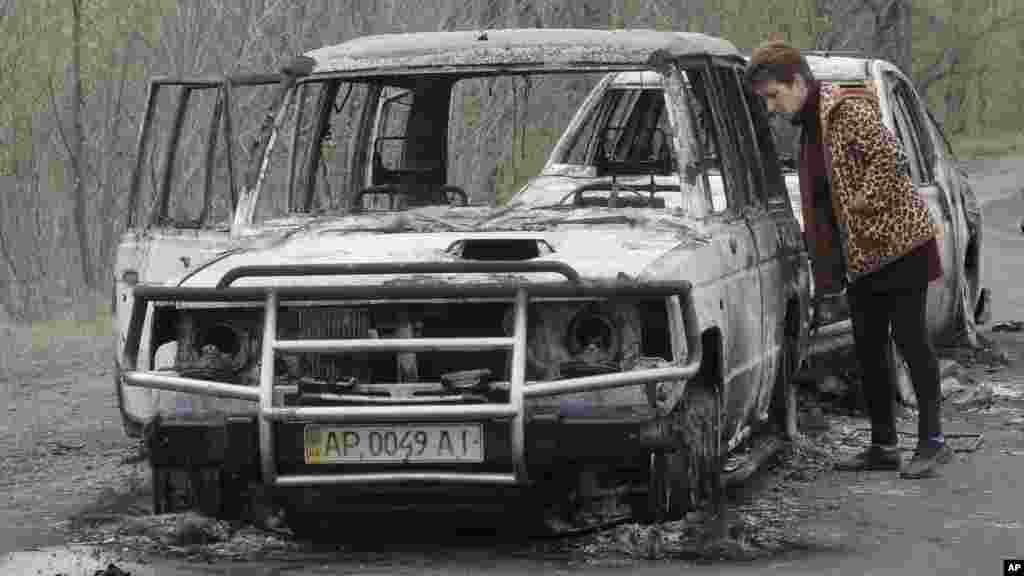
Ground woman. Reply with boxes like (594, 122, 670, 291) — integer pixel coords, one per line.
(745, 41, 951, 479)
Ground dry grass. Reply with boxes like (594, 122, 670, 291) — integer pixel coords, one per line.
(0, 302, 113, 380)
(0, 301, 118, 474)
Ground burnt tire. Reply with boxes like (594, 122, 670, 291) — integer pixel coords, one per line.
(152, 466, 224, 517)
(646, 381, 723, 522)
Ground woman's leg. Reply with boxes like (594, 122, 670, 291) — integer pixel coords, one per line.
(888, 285, 952, 478)
(888, 285, 942, 442)
(835, 280, 902, 471)
(849, 281, 898, 446)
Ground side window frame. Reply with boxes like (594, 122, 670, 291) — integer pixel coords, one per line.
(736, 68, 788, 204)
(680, 64, 731, 215)
(662, 62, 715, 218)
(142, 83, 238, 230)
(703, 61, 754, 214)
(884, 73, 929, 185)
(894, 77, 937, 184)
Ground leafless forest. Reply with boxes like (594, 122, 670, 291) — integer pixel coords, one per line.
(0, 0, 1019, 321)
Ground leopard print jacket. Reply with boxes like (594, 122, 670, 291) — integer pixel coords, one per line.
(818, 82, 938, 283)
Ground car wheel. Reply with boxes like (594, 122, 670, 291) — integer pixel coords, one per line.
(646, 381, 723, 522)
(152, 466, 225, 517)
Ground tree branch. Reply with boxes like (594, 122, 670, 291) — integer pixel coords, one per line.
(46, 68, 103, 191)
(46, 72, 104, 188)
(46, 74, 74, 164)
(917, 46, 961, 95)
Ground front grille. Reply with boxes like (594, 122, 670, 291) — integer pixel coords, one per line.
(279, 307, 372, 382)
(274, 302, 515, 386)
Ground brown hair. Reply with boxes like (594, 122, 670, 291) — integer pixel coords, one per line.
(745, 40, 814, 88)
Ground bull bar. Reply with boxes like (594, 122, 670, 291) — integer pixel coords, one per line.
(120, 261, 702, 489)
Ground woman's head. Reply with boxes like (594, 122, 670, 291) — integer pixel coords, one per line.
(746, 40, 815, 119)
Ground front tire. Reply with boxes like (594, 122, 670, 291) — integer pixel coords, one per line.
(646, 381, 724, 522)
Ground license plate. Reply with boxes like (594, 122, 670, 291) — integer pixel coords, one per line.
(303, 424, 484, 464)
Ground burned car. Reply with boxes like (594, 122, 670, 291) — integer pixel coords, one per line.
(114, 29, 808, 534)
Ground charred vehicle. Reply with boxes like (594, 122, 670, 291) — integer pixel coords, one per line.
(114, 29, 808, 534)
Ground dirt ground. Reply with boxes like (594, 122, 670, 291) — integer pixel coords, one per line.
(1, 156, 1023, 575)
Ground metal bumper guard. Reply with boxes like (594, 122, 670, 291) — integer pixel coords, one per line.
(120, 261, 702, 489)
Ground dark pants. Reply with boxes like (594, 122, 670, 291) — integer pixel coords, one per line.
(848, 280, 942, 447)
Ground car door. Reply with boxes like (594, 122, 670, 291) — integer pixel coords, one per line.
(115, 79, 273, 429)
(879, 67, 960, 340)
(117, 81, 239, 366)
(730, 66, 809, 421)
(688, 62, 765, 446)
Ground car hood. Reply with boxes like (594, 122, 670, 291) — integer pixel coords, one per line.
(173, 205, 713, 288)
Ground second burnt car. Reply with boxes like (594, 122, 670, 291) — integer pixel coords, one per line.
(114, 29, 808, 535)
(769, 54, 987, 344)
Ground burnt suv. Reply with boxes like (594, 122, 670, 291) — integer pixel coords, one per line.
(114, 29, 808, 534)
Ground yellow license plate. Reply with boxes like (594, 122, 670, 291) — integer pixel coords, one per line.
(303, 424, 484, 464)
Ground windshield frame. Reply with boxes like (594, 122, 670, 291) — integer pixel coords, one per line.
(234, 63, 721, 232)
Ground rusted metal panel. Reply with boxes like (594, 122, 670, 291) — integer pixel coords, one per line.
(304, 29, 739, 75)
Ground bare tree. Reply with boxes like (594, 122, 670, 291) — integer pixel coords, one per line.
(915, 6, 1024, 98)
(70, 0, 91, 287)
(870, 0, 913, 74)
(812, 0, 912, 72)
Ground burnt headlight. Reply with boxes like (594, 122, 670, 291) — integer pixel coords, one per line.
(177, 322, 251, 382)
(566, 306, 620, 364)
(507, 301, 647, 380)
(559, 305, 622, 377)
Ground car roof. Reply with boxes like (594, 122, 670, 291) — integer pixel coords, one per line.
(804, 55, 871, 81)
(303, 28, 741, 75)
(606, 54, 872, 87)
